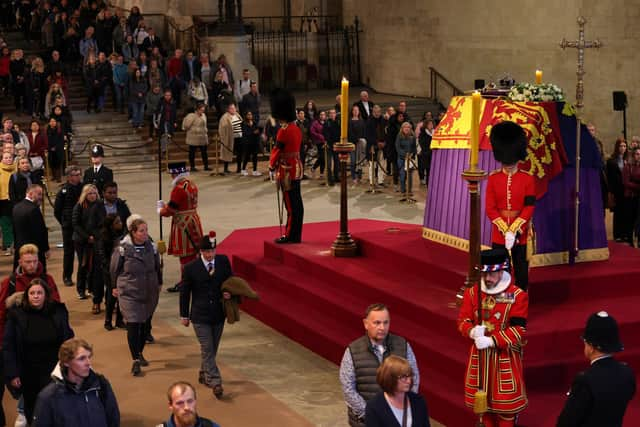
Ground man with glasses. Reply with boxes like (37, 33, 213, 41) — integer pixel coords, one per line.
(54, 166, 83, 286)
(339, 303, 420, 427)
(32, 338, 120, 426)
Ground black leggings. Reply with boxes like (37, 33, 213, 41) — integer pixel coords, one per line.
(242, 141, 259, 171)
(188, 145, 209, 169)
(234, 137, 243, 172)
(126, 318, 151, 360)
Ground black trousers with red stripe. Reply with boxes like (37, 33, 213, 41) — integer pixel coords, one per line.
(283, 180, 304, 242)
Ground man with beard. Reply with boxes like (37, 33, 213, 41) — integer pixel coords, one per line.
(156, 382, 221, 427)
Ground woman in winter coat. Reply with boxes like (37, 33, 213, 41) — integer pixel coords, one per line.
(9, 157, 39, 204)
(218, 103, 243, 174)
(44, 83, 66, 118)
(72, 184, 101, 306)
(183, 103, 209, 172)
(26, 120, 47, 182)
(0, 152, 15, 254)
(128, 68, 147, 129)
(395, 121, 416, 194)
(145, 84, 162, 140)
(241, 111, 261, 176)
(110, 216, 161, 376)
(3, 279, 74, 423)
(83, 54, 100, 113)
(46, 117, 65, 182)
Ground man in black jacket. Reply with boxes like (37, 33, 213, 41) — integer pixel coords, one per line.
(12, 184, 49, 271)
(54, 166, 83, 286)
(179, 231, 232, 399)
(355, 90, 374, 121)
(557, 311, 636, 427)
(83, 144, 113, 197)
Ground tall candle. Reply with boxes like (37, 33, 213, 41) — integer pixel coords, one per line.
(535, 69, 543, 85)
(469, 91, 481, 170)
(340, 78, 349, 142)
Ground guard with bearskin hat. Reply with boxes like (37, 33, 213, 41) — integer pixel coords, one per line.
(486, 121, 536, 291)
(269, 88, 304, 244)
(179, 231, 233, 399)
(457, 248, 528, 427)
(158, 161, 203, 292)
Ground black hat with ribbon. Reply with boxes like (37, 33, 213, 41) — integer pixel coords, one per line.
(199, 231, 217, 250)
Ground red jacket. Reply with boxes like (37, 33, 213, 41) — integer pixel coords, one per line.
(269, 123, 303, 182)
(309, 119, 326, 145)
(623, 162, 640, 198)
(27, 131, 48, 157)
(0, 263, 61, 345)
(0, 56, 9, 77)
(485, 168, 536, 245)
(167, 57, 183, 79)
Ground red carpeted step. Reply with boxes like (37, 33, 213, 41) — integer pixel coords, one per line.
(247, 257, 470, 373)
(240, 275, 475, 427)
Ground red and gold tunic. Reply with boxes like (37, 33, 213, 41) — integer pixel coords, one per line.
(160, 176, 203, 258)
(486, 167, 536, 245)
(269, 122, 303, 183)
(457, 277, 529, 415)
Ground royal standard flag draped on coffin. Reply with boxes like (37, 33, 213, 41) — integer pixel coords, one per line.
(432, 96, 568, 198)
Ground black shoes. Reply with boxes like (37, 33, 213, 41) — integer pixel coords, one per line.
(131, 360, 141, 376)
(274, 236, 301, 244)
(166, 283, 180, 293)
(146, 334, 155, 344)
(213, 384, 224, 399)
(104, 322, 114, 331)
(63, 278, 74, 287)
(139, 354, 149, 367)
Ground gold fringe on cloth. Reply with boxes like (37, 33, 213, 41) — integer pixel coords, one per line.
(422, 228, 491, 252)
(529, 247, 610, 267)
(423, 227, 609, 267)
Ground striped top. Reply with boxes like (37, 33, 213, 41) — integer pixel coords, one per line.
(231, 115, 243, 138)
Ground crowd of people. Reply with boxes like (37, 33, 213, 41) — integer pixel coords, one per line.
(593, 126, 640, 247)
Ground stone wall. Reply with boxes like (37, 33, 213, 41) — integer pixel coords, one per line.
(343, 0, 640, 150)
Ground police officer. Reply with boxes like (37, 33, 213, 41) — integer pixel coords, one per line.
(557, 311, 636, 427)
(54, 166, 83, 286)
(83, 143, 114, 197)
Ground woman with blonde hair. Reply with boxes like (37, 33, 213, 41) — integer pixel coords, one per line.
(395, 121, 416, 195)
(365, 355, 430, 427)
(28, 57, 47, 119)
(44, 83, 66, 117)
(72, 184, 101, 304)
(110, 216, 161, 376)
(0, 151, 15, 255)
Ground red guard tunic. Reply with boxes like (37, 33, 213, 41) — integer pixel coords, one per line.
(486, 168, 536, 245)
(457, 278, 529, 415)
(269, 123, 303, 183)
(160, 176, 203, 258)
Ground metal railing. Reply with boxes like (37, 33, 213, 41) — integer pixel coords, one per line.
(194, 15, 341, 36)
(429, 67, 464, 106)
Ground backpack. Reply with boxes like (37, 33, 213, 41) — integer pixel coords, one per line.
(6, 271, 49, 296)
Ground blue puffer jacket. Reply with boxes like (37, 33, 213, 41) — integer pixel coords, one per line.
(31, 364, 120, 427)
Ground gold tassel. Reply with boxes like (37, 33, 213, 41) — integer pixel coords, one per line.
(473, 390, 488, 414)
(526, 223, 536, 262)
(157, 240, 167, 255)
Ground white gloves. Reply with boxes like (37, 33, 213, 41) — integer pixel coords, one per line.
(157, 200, 165, 214)
(474, 336, 495, 350)
(505, 231, 516, 250)
(469, 325, 486, 339)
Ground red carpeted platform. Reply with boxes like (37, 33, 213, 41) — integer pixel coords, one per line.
(218, 219, 640, 427)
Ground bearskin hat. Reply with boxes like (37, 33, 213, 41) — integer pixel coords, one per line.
(270, 88, 296, 122)
(489, 121, 528, 165)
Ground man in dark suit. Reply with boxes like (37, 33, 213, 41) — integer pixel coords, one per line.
(141, 27, 164, 56)
(179, 231, 233, 399)
(557, 311, 636, 427)
(355, 90, 374, 121)
(83, 144, 113, 197)
(12, 184, 49, 270)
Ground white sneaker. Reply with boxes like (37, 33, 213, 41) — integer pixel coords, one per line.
(15, 413, 27, 427)
(241, 170, 249, 176)
(252, 170, 262, 176)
